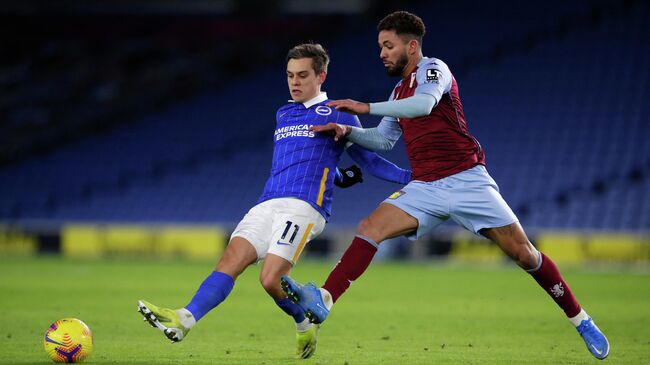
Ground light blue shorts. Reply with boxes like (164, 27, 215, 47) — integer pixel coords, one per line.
(383, 165, 518, 240)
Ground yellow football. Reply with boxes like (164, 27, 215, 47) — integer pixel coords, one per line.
(44, 318, 93, 363)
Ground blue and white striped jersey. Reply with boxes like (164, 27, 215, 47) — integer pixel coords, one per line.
(258, 92, 362, 220)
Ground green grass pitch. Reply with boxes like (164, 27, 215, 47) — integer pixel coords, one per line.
(1, 256, 649, 364)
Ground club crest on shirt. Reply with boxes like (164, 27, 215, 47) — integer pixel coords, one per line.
(315, 105, 332, 116)
(388, 190, 405, 199)
(426, 69, 442, 83)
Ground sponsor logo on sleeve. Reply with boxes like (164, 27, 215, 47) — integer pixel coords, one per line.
(426, 69, 442, 83)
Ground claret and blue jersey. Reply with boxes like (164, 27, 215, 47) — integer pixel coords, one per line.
(258, 93, 364, 220)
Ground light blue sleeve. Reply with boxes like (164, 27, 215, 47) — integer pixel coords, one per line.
(368, 58, 452, 119)
(369, 94, 436, 118)
(347, 116, 402, 151)
(413, 58, 452, 100)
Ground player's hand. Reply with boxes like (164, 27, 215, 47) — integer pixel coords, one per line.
(310, 123, 351, 141)
(327, 99, 370, 115)
(334, 165, 363, 188)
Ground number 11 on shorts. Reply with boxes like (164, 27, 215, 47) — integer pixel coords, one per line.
(278, 221, 300, 245)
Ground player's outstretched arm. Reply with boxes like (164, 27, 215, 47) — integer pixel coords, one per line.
(311, 118, 401, 152)
(327, 95, 435, 119)
(327, 99, 370, 115)
(310, 123, 351, 141)
(368, 94, 436, 118)
(346, 144, 410, 185)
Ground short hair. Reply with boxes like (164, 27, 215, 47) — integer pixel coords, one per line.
(377, 11, 426, 44)
(286, 43, 330, 74)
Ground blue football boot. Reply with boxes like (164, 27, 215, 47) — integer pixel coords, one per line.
(280, 276, 330, 324)
(576, 317, 610, 359)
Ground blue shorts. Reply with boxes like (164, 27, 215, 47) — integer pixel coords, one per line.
(383, 165, 518, 240)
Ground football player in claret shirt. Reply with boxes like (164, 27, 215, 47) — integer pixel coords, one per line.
(136, 43, 410, 359)
(281, 11, 609, 360)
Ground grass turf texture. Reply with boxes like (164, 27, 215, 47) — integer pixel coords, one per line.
(1, 257, 648, 364)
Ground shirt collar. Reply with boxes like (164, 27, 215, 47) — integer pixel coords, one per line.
(288, 92, 328, 108)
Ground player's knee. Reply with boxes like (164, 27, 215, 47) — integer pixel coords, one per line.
(259, 275, 274, 291)
(356, 217, 382, 241)
(259, 273, 280, 294)
(511, 243, 539, 270)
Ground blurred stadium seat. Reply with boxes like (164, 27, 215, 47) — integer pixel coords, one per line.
(0, 0, 648, 233)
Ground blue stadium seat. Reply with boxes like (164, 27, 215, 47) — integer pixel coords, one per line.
(1, 1, 648, 232)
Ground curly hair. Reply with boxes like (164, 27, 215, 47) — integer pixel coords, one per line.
(377, 11, 426, 44)
(286, 43, 330, 74)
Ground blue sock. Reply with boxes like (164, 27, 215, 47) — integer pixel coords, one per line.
(275, 298, 306, 323)
(185, 271, 234, 321)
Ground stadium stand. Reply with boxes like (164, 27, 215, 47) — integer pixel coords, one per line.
(0, 0, 648, 232)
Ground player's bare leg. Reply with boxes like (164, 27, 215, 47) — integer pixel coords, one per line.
(264, 255, 320, 359)
(323, 202, 418, 301)
(480, 222, 539, 269)
(262, 254, 319, 359)
(282, 203, 418, 323)
(138, 237, 256, 342)
(481, 223, 609, 359)
(215, 236, 259, 278)
(260, 254, 293, 300)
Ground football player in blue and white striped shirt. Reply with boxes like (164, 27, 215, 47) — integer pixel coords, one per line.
(138, 43, 410, 359)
